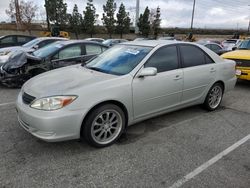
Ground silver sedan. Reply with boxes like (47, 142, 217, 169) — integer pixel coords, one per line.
(16, 40, 236, 147)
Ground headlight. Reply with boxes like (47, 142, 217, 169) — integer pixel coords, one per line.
(30, 96, 77, 111)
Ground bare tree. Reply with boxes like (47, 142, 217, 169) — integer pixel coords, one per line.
(6, 0, 38, 33)
(5, 0, 16, 23)
(20, 1, 38, 34)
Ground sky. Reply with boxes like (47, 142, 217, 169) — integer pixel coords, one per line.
(0, 0, 249, 29)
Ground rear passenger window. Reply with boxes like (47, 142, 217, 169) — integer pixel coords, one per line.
(18, 36, 30, 43)
(57, 45, 81, 59)
(86, 44, 102, 55)
(180, 45, 206, 68)
(205, 55, 214, 64)
(205, 44, 212, 50)
(211, 44, 221, 51)
(145, 46, 178, 73)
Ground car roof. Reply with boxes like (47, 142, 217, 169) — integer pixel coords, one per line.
(85, 38, 104, 40)
(198, 41, 221, 46)
(122, 40, 180, 47)
(55, 40, 108, 47)
(0, 35, 36, 38)
(37, 37, 68, 41)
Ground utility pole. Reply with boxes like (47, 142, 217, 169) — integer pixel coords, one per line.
(248, 5, 250, 33)
(248, 19, 250, 33)
(190, 0, 196, 30)
(14, 0, 21, 30)
(135, 0, 140, 34)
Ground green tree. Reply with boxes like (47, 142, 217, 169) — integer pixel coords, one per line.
(152, 7, 161, 39)
(69, 4, 82, 39)
(102, 0, 116, 38)
(137, 6, 150, 37)
(83, 0, 97, 37)
(116, 3, 131, 38)
(44, 0, 68, 29)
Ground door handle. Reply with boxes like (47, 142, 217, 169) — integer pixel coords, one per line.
(173, 75, 182, 80)
(210, 68, 216, 73)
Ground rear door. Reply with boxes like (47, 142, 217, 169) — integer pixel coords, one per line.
(51, 44, 83, 69)
(179, 44, 216, 104)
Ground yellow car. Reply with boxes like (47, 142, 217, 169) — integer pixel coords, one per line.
(221, 39, 250, 80)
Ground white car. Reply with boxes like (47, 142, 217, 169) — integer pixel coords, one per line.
(222, 39, 241, 51)
(16, 40, 236, 147)
(0, 37, 67, 66)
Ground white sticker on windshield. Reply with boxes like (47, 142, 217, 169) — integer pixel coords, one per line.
(125, 49, 140, 55)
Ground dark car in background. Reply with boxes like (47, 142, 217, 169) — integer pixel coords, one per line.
(102, 39, 128, 47)
(0, 40, 108, 87)
(0, 35, 36, 49)
(0, 37, 68, 66)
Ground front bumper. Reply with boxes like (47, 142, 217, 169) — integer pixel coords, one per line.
(0, 66, 21, 82)
(236, 67, 250, 81)
(0, 66, 30, 87)
(16, 92, 88, 142)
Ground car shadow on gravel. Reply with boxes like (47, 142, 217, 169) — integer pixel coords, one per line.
(235, 80, 250, 89)
(117, 105, 211, 145)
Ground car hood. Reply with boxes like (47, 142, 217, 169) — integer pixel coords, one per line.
(0, 46, 22, 54)
(221, 50, 250, 60)
(3, 52, 41, 72)
(23, 65, 117, 98)
(0, 46, 23, 63)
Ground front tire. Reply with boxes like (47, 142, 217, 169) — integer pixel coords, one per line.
(82, 104, 126, 147)
(203, 83, 223, 111)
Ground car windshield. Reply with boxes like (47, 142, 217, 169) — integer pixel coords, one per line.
(85, 45, 152, 76)
(33, 42, 64, 58)
(22, 38, 41, 48)
(238, 40, 250, 50)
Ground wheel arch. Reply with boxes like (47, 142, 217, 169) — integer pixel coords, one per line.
(214, 80, 225, 93)
(80, 100, 129, 136)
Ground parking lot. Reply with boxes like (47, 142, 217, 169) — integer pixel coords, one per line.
(0, 81, 249, 188)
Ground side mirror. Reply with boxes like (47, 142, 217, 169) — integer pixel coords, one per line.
(138, 67, 157, 78)
(33, 45, 39, 50)
(232, 47, 237, 51)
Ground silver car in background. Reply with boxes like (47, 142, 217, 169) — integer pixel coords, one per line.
(0, 37, 67, 66)
(16, 40, 236, 147)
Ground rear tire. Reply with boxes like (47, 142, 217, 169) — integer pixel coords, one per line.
(82, 104, 126, 148)
(203, 83, 223, 111)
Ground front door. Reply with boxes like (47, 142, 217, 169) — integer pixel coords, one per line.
(132, 45, 183, 119)
(51, 44, 82, 69)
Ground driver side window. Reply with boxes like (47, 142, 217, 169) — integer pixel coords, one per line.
(54, 45, 82, 60)
(145, 46, 179, 73)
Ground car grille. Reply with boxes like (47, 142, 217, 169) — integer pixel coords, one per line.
(22, 92, 36, 105)
(230, 59, 250, 67)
